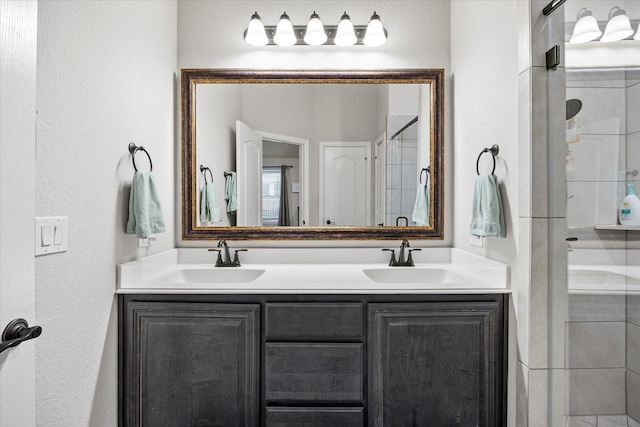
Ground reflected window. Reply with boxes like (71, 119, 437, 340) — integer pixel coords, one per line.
(262, 167, 281, 226)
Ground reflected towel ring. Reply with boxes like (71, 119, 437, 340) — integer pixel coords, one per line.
(128, 142, 153, 172)
(420, 166, 430, 184)
(200, 165, 214, 184)
(476, 144, 499, 175)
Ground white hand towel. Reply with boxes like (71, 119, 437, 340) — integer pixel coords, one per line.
(200, 182, 218, 223)
(412, 183, 430, 226)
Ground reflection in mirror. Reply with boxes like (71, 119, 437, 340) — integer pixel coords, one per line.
(182, 69, 444, 240)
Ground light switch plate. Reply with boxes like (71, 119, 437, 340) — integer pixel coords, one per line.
(35, 216, 68, 256)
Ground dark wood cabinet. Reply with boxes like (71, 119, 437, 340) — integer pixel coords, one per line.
(120, 301, 260, 427)
(120, 294, 505, 427)
(368, 301, 505, 426)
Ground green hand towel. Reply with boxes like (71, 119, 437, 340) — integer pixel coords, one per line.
(411, 183, 430, 226)
(200, 182, 218, 223)
(224, 172, 237, 214)
(126, 171, 166, 238)
(470, 174, 505, 238)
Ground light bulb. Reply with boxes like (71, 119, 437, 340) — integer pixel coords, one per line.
(274, 12, 297, 46)
(244, 12, 268, 46)
(334, 12, 357, 46)
(363, 11, 387, 46)
(304, 12, 327, 46)
(601, 8, 634, 42)
(570, 9, 601, 44)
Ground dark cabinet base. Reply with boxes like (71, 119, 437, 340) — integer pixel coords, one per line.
(119, 293, 506, 427)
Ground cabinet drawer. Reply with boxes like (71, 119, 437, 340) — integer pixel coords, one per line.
(265, 343, 363, 403)
(265, 303, 363, 340)
(266, 407, 364, 426)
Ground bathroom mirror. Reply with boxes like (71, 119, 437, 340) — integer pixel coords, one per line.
(182, 69, 444, 240)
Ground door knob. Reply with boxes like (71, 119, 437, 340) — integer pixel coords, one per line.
(0, 318, 42, 354)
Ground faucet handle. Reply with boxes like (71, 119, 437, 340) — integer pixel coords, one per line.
(233, 249, 248, 266)
(382, 248, 396, 266)
(407, 248, 421, 266)
(208, 248, 223, 266)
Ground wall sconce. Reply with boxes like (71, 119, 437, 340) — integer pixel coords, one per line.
(244, 11, 388, 46)
(569, 6, 639, 44)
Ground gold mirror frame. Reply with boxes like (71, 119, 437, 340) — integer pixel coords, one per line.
(181, 68, 444, 240)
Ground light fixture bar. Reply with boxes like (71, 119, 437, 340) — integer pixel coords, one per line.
(260, 25, 385, 46)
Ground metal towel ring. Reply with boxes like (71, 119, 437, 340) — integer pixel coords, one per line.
(476, 144, 499, 175)
(420, 166, 430, 184)
(128, 142, 153, 172)
(200, 165, 214, 184)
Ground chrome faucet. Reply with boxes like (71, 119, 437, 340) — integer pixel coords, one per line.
(382, 239, 421, 267)
(208, 239, 247, 267)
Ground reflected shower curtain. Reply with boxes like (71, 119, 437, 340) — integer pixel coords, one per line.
(278, 166, 290, 226)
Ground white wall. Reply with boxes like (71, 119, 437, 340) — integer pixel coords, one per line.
(450, 2, 519, 425)
(35, 1, 177, 425)
(177, 0, 453, 246)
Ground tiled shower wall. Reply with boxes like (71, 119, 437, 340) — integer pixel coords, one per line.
(565, 69, 640, 423)
(386, 122, 419, 226)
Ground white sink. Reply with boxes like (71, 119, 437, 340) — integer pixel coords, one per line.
(363, 267, 469, 284)
(162, 267, 266, 284)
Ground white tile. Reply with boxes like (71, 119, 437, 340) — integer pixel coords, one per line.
(531, 66, 551, 218)
(598, 415, 630, 427)
(529, 218, 550, 369)
(566, 369, 626, 415)
(565, 322, 626, 368)
(566, 181, 622, 227)
(627, 132, 640, 176)
(566, 135, 626, 183)
(628, 323, 640, 374)
(630, 370, 640, 421)
(567, 416, 597, 426)
(629, 415, 640, 427)
(628, 81, 640, 134)
(518, 0, 531, 73)
(569, 294, 626, 322)
(519, 69, 532, 218)
(516, 361, 529, 427)
(566, 87, 626, 136)
(400, 165, 416, 190)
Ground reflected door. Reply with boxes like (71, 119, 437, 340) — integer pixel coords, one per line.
(320, 142, 371, 226)
(236, 121, 262, 226)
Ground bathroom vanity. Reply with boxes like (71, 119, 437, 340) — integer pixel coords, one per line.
(117, 248, 509, 426)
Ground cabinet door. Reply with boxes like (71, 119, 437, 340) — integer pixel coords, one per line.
(122, 302, 260, 427)
(368, 301, 504, 427)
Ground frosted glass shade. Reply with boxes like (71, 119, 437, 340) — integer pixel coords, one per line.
(570, 14, 602, 44)
(334, 12, 357, 46)
(303, 12, 327, 46)
(245, 12, 268, 46)
(274, 12, 296, 46)
(601, 13, 634, 42)
(635, 24, 640, 41)
(363, 12, 387, 46)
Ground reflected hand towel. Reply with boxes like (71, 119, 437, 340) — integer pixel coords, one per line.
(411, 182, 430, 226)
(224, 172, 237, 214)
(470, 174, 505, 238)
(126, 171, 166, 238)
(200, 182, 218, 223)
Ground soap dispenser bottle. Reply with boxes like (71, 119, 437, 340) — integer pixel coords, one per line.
(619, 181, 640, 226)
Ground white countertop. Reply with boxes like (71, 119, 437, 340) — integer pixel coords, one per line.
(117, 248, 510, 295)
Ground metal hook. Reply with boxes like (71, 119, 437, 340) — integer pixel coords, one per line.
(128, 142, 153, 172)
(476, 144, 499, 175)
(200, 165, 214, 184)
(420, 166, 430, 184)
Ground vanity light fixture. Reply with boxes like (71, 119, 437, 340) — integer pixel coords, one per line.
(570, 8, 602, 44)
(243, 11, 387, 46)
(601, 7, 634, 42)
(244, 12, 269, 46)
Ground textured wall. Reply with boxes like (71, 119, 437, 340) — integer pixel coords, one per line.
(35, 1, 177, 425)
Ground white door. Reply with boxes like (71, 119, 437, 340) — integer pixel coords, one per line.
(235, 121, 263, 226)
(319, 141, 371, 226)
(373, 133, 386, 226)
(257, 130, 310, 227)
(0, 1, 37, 424)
